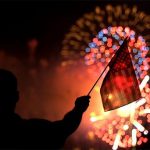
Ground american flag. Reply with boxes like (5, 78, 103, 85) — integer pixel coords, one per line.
(100, 38, 141, 111)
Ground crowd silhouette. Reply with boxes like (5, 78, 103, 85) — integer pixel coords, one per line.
(0, 69, 90, 149)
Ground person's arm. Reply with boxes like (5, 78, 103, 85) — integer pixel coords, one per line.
(61, 96, 90, 136)
(25, 96, 90, 149)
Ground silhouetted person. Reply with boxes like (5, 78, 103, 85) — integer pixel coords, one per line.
(0, 69, 90, 149)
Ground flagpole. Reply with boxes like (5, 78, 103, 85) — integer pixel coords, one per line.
(87, 63, 110, 95)
(87, 37, 129, 96)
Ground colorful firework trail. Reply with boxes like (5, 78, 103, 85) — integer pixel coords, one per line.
(61, 5, 150, 67)
(86, 26, 150, 149)
(85, 26, 150, 149)
(61, 4, 150, 150)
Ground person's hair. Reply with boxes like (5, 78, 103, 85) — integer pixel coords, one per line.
(0, 69, 18, 113)
(0, 69, 17, 92)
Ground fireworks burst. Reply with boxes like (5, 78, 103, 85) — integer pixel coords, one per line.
(85, 21, 150, 150)
(61, 4, 150, 150)
(85, 26, 150, 149)
(61, 4, 150, 67)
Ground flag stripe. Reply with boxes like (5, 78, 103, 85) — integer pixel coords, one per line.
(100, 38, 141, 111)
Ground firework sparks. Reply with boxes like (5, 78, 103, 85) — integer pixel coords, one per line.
(112, 131, 121, 150)
(61, 4, 150, 150)
(139, 75, 150, 91)
(84, 19, 149, 150)
(132, 129, 137, 147)
(61, 5, 150, 67)
(90, 75, 149, 149)
(132, 120, 145, 132)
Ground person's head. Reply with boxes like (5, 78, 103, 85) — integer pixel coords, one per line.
(0, 69, 19, 114)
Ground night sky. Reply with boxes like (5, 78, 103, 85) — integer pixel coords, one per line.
(0, 0, 149, 58)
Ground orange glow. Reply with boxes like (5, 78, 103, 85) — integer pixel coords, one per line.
(117, 103, 134, 117)
(123, 125, 129, 131)
(91, 48, 98, 53)
(94, 86, 100, 92)
(125, 27, 130, 34)
(88, 131, 95, 140)
(125, 135, 130, 140)
(121, 131, 125, 136)
(107, 38, 112, 43)
(137, 140, 142, 145)
(107, 42, 112, 47)
(100, 46, 105, 53)
(137, 132, 142, 137)
(108, 94, 113, 100)
(61, 10, 150, 149)
(90, 116, 104, 122)
(143, 138, 148, 143)
(93, 38, 99, 43)
(96, 53, 101, 59)
(105, 50, 110, 55)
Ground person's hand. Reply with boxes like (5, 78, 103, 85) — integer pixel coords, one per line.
(75, 96, 90, 113)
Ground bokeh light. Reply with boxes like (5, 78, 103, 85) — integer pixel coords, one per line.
(61, 4, 150, 68)
(61, 4, 150, 150)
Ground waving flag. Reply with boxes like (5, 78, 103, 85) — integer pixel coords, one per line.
(100, 38, 141, 111)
